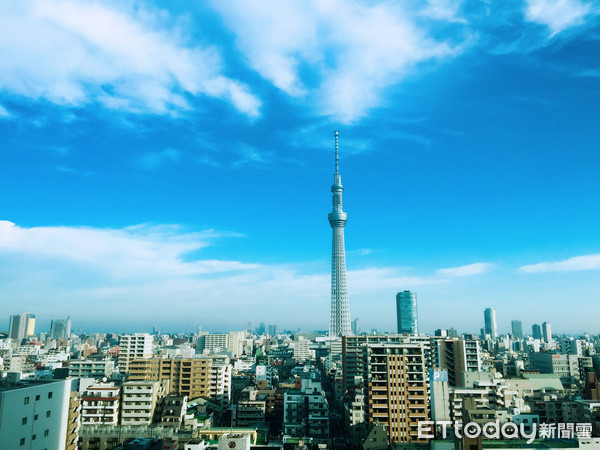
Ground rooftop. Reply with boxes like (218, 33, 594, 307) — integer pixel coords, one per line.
(0, 377, 64, 393)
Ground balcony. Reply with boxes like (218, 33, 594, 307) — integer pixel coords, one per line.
(122, 404, 152, 410)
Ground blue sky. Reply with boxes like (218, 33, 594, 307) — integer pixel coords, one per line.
(1, 0, 599, 335)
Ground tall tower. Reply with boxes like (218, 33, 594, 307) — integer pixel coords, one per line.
(396, 291, 418, 334)
(542, 322, 552, 343)
(329, 131, 352, 337)
(8, 312, 35, 341)
(511, 320, 523, 340)
(483, 307, 497, 339)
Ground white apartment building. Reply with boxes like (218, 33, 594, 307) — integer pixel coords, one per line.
(80, 382, 121, 425)
(68, 358, 115, 378)
(227, 331, 245, 357)
(121, 380, 167, 426)
(234, 356, 255, 374)
(255, 365, 273, 388)
(210, 355, 232, 406)
(293, 337, 313, 362)
(0, 373, 72, 450)
(118, 333, 154, 373)
(199, 334, 228, 354)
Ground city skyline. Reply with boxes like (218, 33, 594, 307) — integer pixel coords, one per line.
(0, 1, 599, 333)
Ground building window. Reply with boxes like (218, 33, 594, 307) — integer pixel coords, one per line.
(34, 414, 38, 420)
(22, 417, 27, 425)
(46, 410, 51, 418)
(44, 430, 49, 437)
(32, 435, 36, 441)
(35, 395, 40, 401)
(48, 392, 53, 399)
(20, 438, 25, 446)
(24, 397, 30, 405)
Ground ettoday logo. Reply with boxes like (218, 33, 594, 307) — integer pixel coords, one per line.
(418, 421, 593, 443)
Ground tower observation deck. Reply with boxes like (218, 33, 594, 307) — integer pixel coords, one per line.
(328, 131, 352, 337)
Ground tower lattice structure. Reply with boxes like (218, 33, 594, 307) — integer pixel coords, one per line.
(328, 131, 352, 337)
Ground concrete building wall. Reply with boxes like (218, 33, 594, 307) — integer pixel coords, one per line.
(0, 376, 70, 450)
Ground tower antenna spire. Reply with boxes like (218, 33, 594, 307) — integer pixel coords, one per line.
(334, 130, 339, 174)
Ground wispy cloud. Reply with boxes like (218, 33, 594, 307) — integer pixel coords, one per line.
(0, 221, 495, 329)
(524, 0, 593, 36)
(348, 248, 373, 256)
(0, 103, 11, 118)
(232, 144, 274, 167)
(0, 1, 260, 117)
(418, 0, 467, 23)
(56, 166, 92, 177)
(577, 69, 600, 78)
(520, 254, 600, 273)
(138, 148, 180, 171)
(437, 262, 494, 278)
(210, 0, 463, 123)
(0, 221, 248, 281)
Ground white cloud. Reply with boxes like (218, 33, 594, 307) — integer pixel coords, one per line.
(0, 221, 493, 330)
(0, 1, 260, 116)
(210, 0, 461, 123)
(437, 262, 494, 278)
(520, 254, 600, 273)
(418, 0, 467, 22)
(0, 104, 11, 118)
(0, 221, 246, 279)
(524, 0, 592, 36)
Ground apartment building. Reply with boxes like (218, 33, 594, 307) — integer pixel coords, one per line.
(80, 382, 121, 425)
(366, 343, 429, 444)
(434, 338, 482, 387)
(121, 380, 168, 426)
(68, 358, 115, 378)
(0, 373, 72, 450)
(129, 357, 212, 400)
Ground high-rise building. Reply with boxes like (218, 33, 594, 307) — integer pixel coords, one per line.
(542, 322, 552, 343)
(365, 343, 429, 444)
(121, 380, 168, 426)
(8, 312, 36, 341)
(342, 334, 434, 393)
(118, 333, 154, 373)
(511, 320, 523, 340)
(396, 291, 418, 334)
(50, 317, 71, 340)
(197, 332, 244, 357)
(532, 324, 542, 340)
(328, 131, 352, 337)
(284, 375, 329, 438)
(434, 338, 482, 387)
(129, 357, 212, 400)
(210, 354, 233, 406)
(483, 308, 497, 339)
(352, 318, 360, 335)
